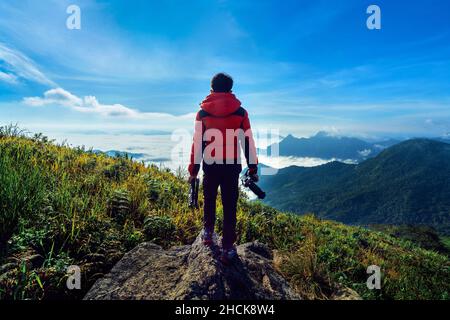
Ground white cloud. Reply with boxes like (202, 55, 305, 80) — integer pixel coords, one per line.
(24, 88, 81, 107)
(258, 155, 357, 169)
(358, 149, 372, 157)
(0, 42, 56, 86)
(0, 70, 18, 84)
(23, 87, 195, 120)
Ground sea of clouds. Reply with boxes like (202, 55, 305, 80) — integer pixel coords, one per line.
(49, 132, 357, 176)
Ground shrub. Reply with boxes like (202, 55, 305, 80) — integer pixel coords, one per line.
(108, 189, 131, 224)
(143, 215, 176, 245)
(0, 143, 47, 248)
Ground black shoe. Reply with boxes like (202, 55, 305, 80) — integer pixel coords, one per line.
(220, 246, 237, 265)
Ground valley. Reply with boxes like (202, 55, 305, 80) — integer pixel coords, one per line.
(260, 138, 450, 235)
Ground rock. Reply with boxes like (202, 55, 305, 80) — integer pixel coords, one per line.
(0, 262, 17, 275)
(84, 233, 301, 300)
(22, 254, 44, 269)
(330, 286, 362, 300)
(82, 253, 105, 262)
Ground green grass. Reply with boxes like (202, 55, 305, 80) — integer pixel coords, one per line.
(0, 125, 449, 300)
(442, 237, 450, 252)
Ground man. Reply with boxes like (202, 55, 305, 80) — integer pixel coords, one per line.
(188, 73, 258, 264)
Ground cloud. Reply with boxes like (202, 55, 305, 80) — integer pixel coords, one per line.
(258, 155, 357, 169)
(358, 149, 372, 157)
(0, 42, 56, 86)
(23, 87, 195, 120)
(0, 70, 18, 84)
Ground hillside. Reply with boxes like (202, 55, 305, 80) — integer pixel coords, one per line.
(260, 139, 450, 234)
(264, 132, 399, 161)
(0, 126, 449, 300)
(369, 225, 450, 256)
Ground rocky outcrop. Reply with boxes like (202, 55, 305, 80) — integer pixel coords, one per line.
(84, 233, 301, 300)
(330, 286, 362, 300)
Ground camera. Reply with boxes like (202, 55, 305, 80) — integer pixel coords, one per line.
(188, 178, 200, 209)
(241, 169, 266, 199)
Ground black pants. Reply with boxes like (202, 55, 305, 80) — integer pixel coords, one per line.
(202, 163, 242, 249)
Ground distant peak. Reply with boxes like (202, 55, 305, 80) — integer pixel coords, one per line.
(314, 131, 332, 138)
(283, 134, 296, 140)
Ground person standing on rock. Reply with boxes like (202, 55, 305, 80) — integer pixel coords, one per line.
(188, 73, 259, 264)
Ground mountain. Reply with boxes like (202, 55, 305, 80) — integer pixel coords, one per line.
(264, 132, 400, 161)
(371, 138, 402, 149)
(93, 149, 146, 159)
(434, 136, 450, 144)
(260, 139, 450, 234)
(369, 224, 450, 256)
(1, 127, 448, 300)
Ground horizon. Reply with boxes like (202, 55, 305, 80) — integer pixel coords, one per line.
(1, 0, 450, 150)
(4, 122, 449, 174)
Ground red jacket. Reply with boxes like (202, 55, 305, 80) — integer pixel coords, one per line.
(188, 92, 258, 176)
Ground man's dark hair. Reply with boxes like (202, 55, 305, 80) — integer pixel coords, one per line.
(211, 73, 233, 93)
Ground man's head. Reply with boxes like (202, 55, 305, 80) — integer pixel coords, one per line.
(211, 73, 233, 93)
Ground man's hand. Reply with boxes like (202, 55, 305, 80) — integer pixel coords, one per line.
(248, 167, 258, 182)
(188, 175, 197, 183)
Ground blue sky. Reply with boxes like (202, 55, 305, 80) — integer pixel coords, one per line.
(1, 0, 450, 139)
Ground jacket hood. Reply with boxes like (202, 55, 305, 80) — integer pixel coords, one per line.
(200, 92, 241, 117)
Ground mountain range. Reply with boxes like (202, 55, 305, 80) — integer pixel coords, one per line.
(259, 139, 450, 234)
(264, 132, 400, 161)
(263, 131, 450, 162)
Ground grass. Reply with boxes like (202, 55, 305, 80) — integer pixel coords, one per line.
(442, 237, 450, 252)
(0, 124, 449, 300)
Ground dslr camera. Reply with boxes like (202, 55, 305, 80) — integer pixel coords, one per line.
(241, 169, 266, 199)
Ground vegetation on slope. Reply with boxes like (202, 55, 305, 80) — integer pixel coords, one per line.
(0, 125, 449, 300)
(369, 225, 449, 256)
(260, 139, 450, 234)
